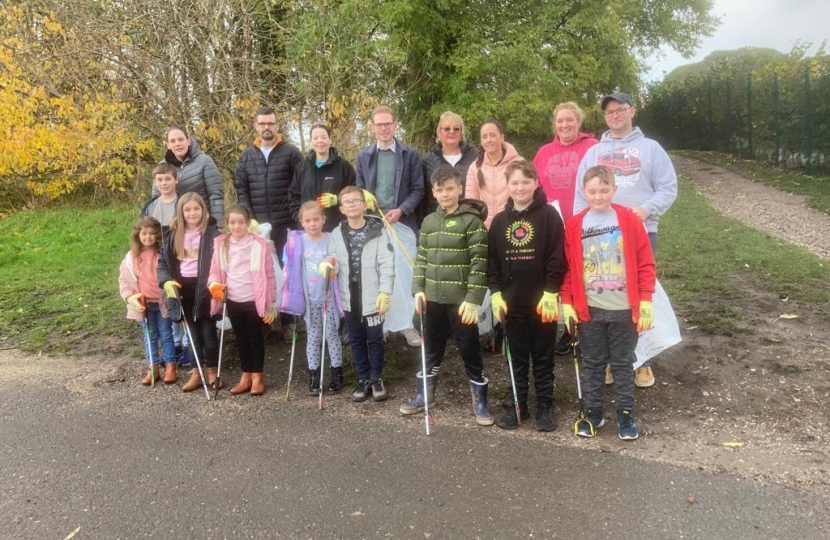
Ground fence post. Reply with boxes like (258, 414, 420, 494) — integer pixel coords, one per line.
(707, 78, 713, 150)
(773, 72, 780, 167)
(746, 74, 753, 158)
(726, 77, 732, 155)
(804, 66, 813, 175)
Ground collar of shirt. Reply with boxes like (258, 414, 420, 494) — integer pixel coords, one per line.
(377, 141, 397, 153)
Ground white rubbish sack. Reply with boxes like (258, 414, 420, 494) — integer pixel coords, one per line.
(383, 222, 417, 333)
(634, 280, 682, 369)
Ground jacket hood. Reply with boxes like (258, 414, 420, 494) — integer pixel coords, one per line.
(164, 136, 202, 165)
(504, 187, 547, 213)
(553, 131, 596, 148)
(482, 141, 521, 167)
(438, 197, 487, 222)
(304, 146, 343, 164)
(599, 126, 644, 144)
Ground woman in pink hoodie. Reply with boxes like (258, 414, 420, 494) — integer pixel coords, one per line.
(532, 102, 598, 224)
(465, 119, 524, 229)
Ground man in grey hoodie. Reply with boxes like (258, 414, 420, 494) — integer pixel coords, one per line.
(574, 91, 677, 388)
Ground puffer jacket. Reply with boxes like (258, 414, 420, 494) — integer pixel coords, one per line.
(288, 147, 356, 231)
(413, 198, 488, 306)
(419, 141, 479, 220)
(235, 136, 304, 229)
(280, 230, 343, 318)
(156, 138, 224, 224)
(464, 142, 524, 229)
(157, 222, 221, 321)
(118, 251, 167, 321)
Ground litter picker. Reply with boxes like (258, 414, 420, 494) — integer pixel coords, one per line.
(319, 257, 335, 410)
(418, 296, 433, 435)
(500, 309, 521, 426)
(570, 322, 594, 436)
(214, 290, 227, 399)
(285, 315, 298, 400)
(140, 319, 155, 387)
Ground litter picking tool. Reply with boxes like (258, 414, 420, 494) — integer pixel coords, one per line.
(214, 291, 227, 399)
(140, 319, 156, 387)
(417, 297, 433, 435)
(500, 309, 521, 426)
(179, 309, 211, 400)
(319, 257, 335, 410)
(285, 315, 298, 400)
(571, 322, 594, 436)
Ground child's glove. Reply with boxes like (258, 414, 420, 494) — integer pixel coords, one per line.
(127, 292, 145, 311)
(163, 280, 181, 299)
(636, 301, 654, 332)
(317, 193, 338, 208)
(536, 292, 559, 323)
(208, 281, 226, 301)
(562, 304, 579, 329)
(317, 260, 334, 278)
(414, 292, 427, 315)
(375, 292, 391, 316)
(491, 292, 507, 323)
(262, 306, 277, 325)
(458, 302, 478, 325)
(362, 190, 377, 211)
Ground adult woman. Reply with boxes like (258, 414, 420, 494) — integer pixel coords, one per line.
(288, 124, 356, 232)
(532, 102, 597, 224)
(420, 111, 479, 220)
(465, 120, 523, 229)
(158, 126, 225, 224)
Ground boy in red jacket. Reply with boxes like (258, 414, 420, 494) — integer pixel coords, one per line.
(560, 165, 655, 440)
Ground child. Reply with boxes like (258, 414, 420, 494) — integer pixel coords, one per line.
(158, 192, 223, 392)
(142, 163, 179, 226)
(281, 201, 344, 395)
(208, 205, 277, 396)
(118, 216, 176, 384)
(403, 165, 492, 425)
(326, 186, 394, 402)
(560, 165, 656, 440)
(487, 161, 566, 431)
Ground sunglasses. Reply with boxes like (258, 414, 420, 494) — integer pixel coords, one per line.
(441, 126, 462, 133)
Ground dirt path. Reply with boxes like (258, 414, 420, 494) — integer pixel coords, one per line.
(672, 154, 830, 259)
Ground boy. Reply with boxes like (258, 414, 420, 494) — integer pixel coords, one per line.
(326, 186, 395, 401)
(402, 165, 492, 425)
(142, 163, 179, 227)
(560, 165, 655, 440)
(487, 161, 566, 431)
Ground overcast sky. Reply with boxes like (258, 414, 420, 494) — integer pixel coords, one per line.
(644, 0, 830, 81)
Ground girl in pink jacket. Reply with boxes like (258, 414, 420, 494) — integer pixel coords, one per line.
(118, 216, 176, 385)
(208, 205, 277, 396)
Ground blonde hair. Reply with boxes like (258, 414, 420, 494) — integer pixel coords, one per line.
(298, 200, 325, 224)
(553, 102, 585, 128)
(170, 192, 208, 259)
(435, 111, 466, 144)
(583, 165, 616, 187)
(371, 105, 395, 122)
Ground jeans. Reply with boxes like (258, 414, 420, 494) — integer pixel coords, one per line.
(578, 307, 638, 412)
(142, 302, 175, 365)
(344, 310, 385, 381)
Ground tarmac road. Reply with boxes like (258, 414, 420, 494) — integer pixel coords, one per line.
(1, 357, 828, 540)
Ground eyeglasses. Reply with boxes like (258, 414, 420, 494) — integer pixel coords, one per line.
(441, 126, 462, 133)
(340, 199, 364, 207)
(256, 122, 277, 128)
(604, 107, 631, 118)
(373, 122, 395, 129)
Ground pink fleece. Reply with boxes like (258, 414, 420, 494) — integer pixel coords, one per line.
(532, 132, 597, 223)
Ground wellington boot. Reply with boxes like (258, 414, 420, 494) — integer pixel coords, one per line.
(181, 369, 202, 392)
(250, 372, 265, 396)
(163, 363, 177, 384)
(230, 372, 252, 395)
(206, 367, 225, 390)
(141, 365, 161, 386)
(469, 378, 494, 426)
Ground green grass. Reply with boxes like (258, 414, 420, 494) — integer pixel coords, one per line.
(674, 150, 830, 216)
(659, 177, 830, 335)
(0, 203, 137, 354)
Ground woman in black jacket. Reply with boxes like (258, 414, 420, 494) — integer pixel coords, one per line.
(289, 124, 356, 232)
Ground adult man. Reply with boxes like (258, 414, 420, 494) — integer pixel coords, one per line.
(356, 105, 425, 347)
(574, 91, 677, 387)
(235, 106, 304, 342)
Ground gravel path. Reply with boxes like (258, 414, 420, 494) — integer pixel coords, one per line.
(672, 154, 830, 259)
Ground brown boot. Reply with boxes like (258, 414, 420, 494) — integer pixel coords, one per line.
(206, 367, 225, 390)
(250, 372, 265, 396)
(181, 369, 202, 392)
(230, 372, 252, 395)
(164, 363, 177, 384)
(141, 365, 161, 386)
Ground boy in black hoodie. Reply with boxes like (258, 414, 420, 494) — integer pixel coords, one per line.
(488, 161, 566, 431)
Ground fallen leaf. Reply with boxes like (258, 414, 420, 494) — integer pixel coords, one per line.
(778, 314, 798, 319)
(64, 527, 81, 540)
(722, 442, 744, 448)
(687, 494, 696, 504)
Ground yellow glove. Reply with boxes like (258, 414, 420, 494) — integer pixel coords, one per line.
(562, 304, 579, 330)
(491, 292, 507, 323)
(536, 291, 559, 323)
(163, 280, 181, 299)
(414, 292, 427, 315)
(317, 193, 338, 208)
(375, 292, 391, 316)
(262, 306, 277, 325)
(208, 281, 226, 301)
(458, 301, 478, 325)
(636, 300, 654, 333)
(317, 260, 334, 278)
(127, 292, 145, 311)
(362, 189, 377, 212)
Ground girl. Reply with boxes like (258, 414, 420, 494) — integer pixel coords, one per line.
(465, 119, 524, 229)
(119, 216, 176, 384)
(158, 192, 222, 392)
(207, 205, 277, 396)
(281, 201, 343, 395)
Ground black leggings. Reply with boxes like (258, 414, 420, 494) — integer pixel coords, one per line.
(179, 277, 218, 368)
(227, 300, 265, 373)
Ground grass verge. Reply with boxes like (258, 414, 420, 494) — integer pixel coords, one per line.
(674, 150, 830, 216)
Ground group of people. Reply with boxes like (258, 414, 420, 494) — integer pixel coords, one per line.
(119, 92, 677, 440)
